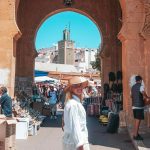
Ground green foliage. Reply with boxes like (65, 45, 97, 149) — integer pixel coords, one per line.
(90, 54, 101, 71)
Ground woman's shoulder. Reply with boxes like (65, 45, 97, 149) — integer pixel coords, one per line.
(65, 99, 78, 107)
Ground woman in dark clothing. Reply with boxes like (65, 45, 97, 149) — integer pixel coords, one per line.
(0, 86, 12, 117)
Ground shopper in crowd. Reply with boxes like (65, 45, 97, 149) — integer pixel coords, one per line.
(32, 83, 38, 95)
(58, 85, 66, 109)
(62, 76, 90, 150)
(48, 85, 58, 119)
(87, 86, 95, 97)
(131, 75, 150, 140)
(42, 85, 47, 97)
(0, 86, 12, 117)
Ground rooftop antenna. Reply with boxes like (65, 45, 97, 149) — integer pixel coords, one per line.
(65, 25, 67, 29)
(68, 22, 71, 40)
(69, 22, 71, 32)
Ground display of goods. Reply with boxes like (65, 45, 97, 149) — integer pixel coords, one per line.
(16, 121, 28, 139)
(109, 72, 116, 82)
(99, 115, 108, 125)
(105, 99, 113, 110)
(111, 83, 118, 92)
(87, 104, 94, 116)
(117, 83, 123, 93)
(94, 104, 100, 116)
(93, 97, 101, 104)
(116, 71, 122, 80)
(104, 83, 109, 94)
(28, 125, 34, 136)
(107, 112, 119, 133)
(101, 106, 109, 116)
(42, 108, 50, 116)
(33, 124, 38, 136)
(33, 102, 43, 113)
(85, 98, 92, 105)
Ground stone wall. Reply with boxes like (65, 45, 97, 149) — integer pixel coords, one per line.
(0, 0, 21, 97)
(15, 77, 33, 96)
(118, 0, 150, 128)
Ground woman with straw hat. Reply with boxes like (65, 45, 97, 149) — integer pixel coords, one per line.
(62, 76, 90, 150)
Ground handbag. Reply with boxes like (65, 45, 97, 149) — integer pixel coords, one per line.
(144, 98, 150, 106)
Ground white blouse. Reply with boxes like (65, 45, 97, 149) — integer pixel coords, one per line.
(63, 95, 89, 149)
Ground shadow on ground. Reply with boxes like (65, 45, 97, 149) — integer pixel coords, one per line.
(140, 125, 150, 148)
(87, 116, 134, 150)
(41, 114, 62, 128)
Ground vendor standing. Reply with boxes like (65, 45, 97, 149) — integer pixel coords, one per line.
(62, 76, 90, 150)
(0, 86, 12, 117)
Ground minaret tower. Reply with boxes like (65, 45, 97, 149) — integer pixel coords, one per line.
(58, 26, 75, 65)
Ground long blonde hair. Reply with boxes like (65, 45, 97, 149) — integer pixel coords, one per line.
(65, 91, 72, 103)
(64, 87, 83, 105)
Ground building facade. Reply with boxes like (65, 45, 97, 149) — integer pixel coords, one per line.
(58, 28, 75, 65)
(74, 48, 97, 73)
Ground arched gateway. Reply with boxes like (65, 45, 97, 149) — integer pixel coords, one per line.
(0, 0, 150, 136)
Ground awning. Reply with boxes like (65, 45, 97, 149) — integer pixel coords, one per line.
(34, 76, 58, 83)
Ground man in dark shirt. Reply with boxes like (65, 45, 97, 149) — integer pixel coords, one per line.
(131, 75, 150, 140)
(0, 86, 12, 117)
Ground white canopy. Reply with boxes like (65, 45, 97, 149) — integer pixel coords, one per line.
(35, 62, 78, 73)
(34, 76, 58, 83)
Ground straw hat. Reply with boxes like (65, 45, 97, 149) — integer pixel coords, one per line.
(64, 76, 88, 92)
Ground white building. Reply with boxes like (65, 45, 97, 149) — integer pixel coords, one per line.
(74, 48, 97, 73)
(35, 29, 98, 73)
(36, 45, 58, 63)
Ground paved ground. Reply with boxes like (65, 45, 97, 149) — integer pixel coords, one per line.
(131, 124, 150, 150)
(16, 112, 135, 150)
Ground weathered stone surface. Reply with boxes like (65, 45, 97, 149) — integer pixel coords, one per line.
(0, 0, 21, 96)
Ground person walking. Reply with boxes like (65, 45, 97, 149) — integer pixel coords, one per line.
(131, 75, 150, 140)
(0, 86, 12, 117)
(48, 85, 58, 119)
(62, 76, 90, 150)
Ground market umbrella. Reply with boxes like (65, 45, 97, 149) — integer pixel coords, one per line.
(34, 76, 58, 83)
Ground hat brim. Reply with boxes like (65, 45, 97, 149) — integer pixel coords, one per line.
(64, 80, 88, 93)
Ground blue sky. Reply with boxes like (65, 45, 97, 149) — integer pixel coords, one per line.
(35, 11, 101, 50)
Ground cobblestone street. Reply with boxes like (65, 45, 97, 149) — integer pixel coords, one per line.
(16, 112, 134, 150)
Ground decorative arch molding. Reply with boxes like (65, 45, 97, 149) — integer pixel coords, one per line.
(118, 0, 127, 42)
(34, 8, 103, 52)
(140, 0, 150, 39)
(118, 0, 145, 42)
(14, 0, 22, 40)
(0, 0, 21, 39)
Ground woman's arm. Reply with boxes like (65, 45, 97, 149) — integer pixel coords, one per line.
(62, 113, 64, 131)
(77, 146, 84, 150)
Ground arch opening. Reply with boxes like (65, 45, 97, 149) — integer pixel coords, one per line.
(34, 10, 102, 81)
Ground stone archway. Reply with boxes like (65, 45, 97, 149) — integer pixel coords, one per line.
(15, 0, 122, 95)
(1, 0, 150, 131)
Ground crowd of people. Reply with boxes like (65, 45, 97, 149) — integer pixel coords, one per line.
(31, 81, 101, 119)
(1, 74, 149, 150)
